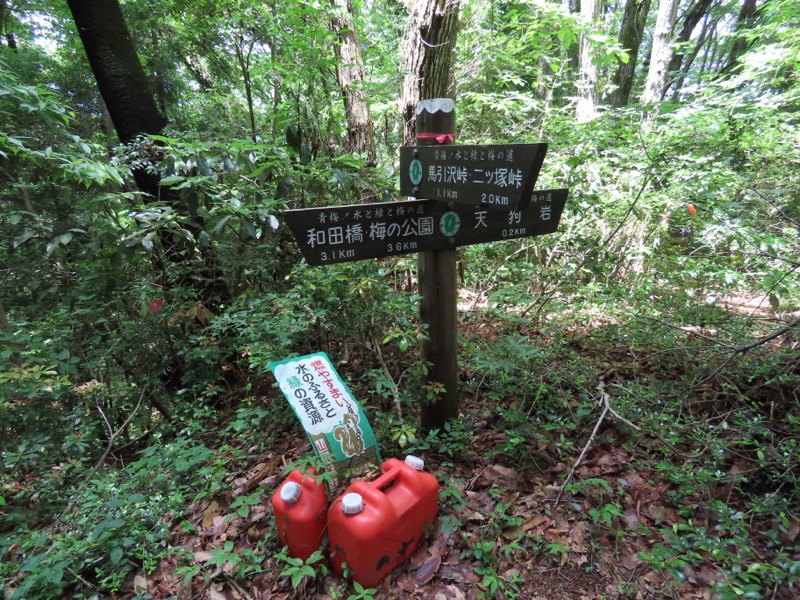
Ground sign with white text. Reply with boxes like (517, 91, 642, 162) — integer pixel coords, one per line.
(399, 143, 548, 211)
(269, 352, 381, 487)
(284, 189, 568, 266)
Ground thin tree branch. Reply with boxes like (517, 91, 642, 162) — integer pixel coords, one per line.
(555, 385, 609, 505)
(370, 335, 403, 420)
(734, 316, 800, 354)
(603, 384, 643, 431)
(95, 405, 114, 439)
(520, 173, 652, 319)
(750, 188, 800, 229)
(64, 387, 148, 515)
(637, 314, 736, 347)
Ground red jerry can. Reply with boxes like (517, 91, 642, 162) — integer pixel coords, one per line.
(328, 456, 439, 588)
(271, 470, 329, 562)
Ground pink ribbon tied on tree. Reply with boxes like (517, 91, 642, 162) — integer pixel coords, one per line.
(415, 132, 455, 144)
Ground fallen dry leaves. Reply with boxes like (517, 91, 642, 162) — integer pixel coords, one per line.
(109, 413, 796, 600)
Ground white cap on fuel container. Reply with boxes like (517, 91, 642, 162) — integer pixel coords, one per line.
(341, 493, 364, 514)
(280, 481, 302, 504)
(404, 455, 425, 471)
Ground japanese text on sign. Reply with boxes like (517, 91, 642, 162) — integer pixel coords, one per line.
(269, 353, 382, 487)
(283, 189, 568, 266)
(399, 143, 548, 211)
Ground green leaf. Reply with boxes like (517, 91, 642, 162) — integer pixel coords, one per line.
(106, 498, 126, 509)
(213, 215, 232, 234)
(242, 218, 258, 239)
(276, 176, 294, 200)
(332, 169, 350, 188)
(142, 233, 154, 252)
(300, 143, 312, 165)
(286, 124, 302, 152)
(159, 175, 185, 186)
(196, 155, 212, 176)
(768, 293, 780, 310)
(12, 231, 37, 249)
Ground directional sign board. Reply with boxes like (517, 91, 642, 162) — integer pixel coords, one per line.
(399, 143, 548, 211)
(283, 188, 568, 266)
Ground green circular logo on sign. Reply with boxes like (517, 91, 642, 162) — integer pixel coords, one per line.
(439, 212, 461, 237)
(409, 159, 423, 185)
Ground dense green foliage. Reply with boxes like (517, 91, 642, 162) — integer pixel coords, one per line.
(1, 0, 799, 598)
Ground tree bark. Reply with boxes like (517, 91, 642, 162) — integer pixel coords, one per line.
(721, 0, 758, 74)
(400, 0, 462, 432)
(67, 0, 165, 144)
(67, 0, 227, 307)
(182, 55, 214, 91)
(611, 0, 653, 108)
(670, 11, 719, 100)
(576, 0, 602, 121)
(663, 0, 715, 98)
(66, 0, 167, 197)
(1, 0, 16, 50)
(401, 0, 462, 145)
(641, 0, 679, 105)
(330, 0, 376, 163)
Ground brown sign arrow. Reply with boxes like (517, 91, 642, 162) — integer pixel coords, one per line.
(283, 188, 568, 266)
(399, 143, 547, 211)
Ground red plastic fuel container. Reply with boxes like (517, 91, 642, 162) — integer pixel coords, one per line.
(271, 469, 329, 562)
(328, 455, 438, 588)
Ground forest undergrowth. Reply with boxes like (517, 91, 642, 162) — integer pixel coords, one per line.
(3, 277, 798, 600)
(3, 2, 800, 594)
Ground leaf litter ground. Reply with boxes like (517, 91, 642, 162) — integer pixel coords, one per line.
(124, 293, 799, 600)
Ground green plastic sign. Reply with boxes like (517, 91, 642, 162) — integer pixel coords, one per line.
(269, 352, 381, 486)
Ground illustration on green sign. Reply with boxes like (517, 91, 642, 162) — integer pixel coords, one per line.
(269, 352, 381, 487)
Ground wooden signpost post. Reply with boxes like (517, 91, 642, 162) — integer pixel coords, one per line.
(282, 99, 569, 431)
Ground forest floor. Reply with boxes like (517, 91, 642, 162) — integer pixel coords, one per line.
(121, 290, 799, 600)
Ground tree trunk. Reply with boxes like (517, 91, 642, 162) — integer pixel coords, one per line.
(576, 0, 603, 121)
(0, 0, 15, 50)
(670, 12, 719, 100)
(67, 0, 227, 308)
(0, 0, 7, 47)
(66, 0, 167, 197)
(641, 0, 679, 105)
(721, 0, 758, 74)
(269, 0, 282, 144)
(567, 0, 581, 76)
(400, 0, 462, 432)
(233, 32, 257, 137)
(401, 0, 462, 145)
(182, 55, 214, 91)
(663, 0, 714, 98)
(330, 0, 376, 163)
(611, 0, 653, 108)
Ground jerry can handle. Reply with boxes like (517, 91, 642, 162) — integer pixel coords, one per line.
(368, 465, 404, 492)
